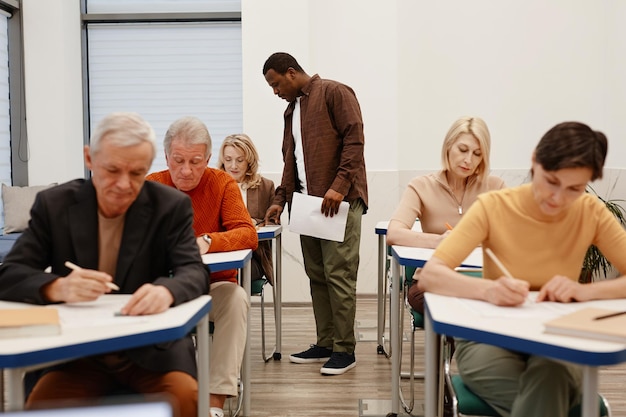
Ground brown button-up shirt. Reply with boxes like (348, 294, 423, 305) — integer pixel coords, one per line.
(274, 74, 368, 213)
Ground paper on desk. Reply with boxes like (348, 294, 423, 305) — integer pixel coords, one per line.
(456, 293, 579, 319)
(55, 300, 148, 328)
(289, 192, 349, 242)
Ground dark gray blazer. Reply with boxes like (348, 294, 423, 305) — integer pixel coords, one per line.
(0, 179, 209, 378)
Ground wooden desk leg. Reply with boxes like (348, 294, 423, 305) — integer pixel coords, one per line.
(197, 315, 210, 417)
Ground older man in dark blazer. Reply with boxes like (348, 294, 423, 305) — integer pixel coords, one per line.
(0, 112, 209, 417)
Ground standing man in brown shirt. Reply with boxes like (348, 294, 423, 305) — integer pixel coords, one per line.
(262, 52, 368, 375)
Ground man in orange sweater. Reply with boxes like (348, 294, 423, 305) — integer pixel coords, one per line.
(147, 116, 258, 417)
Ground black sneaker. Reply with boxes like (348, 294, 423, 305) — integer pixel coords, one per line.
(320, 352, 356, 375)
(289, 344, 332, 363)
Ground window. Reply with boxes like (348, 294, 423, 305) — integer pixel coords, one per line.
(82, 1, 242, 172)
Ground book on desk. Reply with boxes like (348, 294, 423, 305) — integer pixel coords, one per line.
(0, 307, 60, 338)
(544, 307, 626, 343)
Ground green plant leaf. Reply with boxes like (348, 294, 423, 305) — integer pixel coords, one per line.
(580, 185, 626, 283)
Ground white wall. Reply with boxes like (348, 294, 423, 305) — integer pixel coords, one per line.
(20, 0, 626, 303)
(397, 1, 626, 172)
(22, 0, 84, 185)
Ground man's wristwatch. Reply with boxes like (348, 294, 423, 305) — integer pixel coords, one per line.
(202, 234, 212, 250)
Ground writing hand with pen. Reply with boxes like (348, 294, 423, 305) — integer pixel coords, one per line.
(486, 248, 590, 304)
(42, 261, 118, 304)
(43, 261, 174, 316)
(484, 248, 530, 307)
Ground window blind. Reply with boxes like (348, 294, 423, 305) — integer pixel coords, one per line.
(86, 21, 242, 172)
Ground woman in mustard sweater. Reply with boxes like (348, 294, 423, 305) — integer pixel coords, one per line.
(420, 121, 626, 417)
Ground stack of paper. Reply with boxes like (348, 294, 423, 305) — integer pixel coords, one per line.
(0, 307, 61, 338)
(543, 307, 626, 343)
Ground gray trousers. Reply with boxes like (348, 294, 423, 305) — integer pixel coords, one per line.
(299, 198, 364, 354)
(455, 340, 583, 417)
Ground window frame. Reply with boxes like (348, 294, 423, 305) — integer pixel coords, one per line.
(2, 0, 26, 186)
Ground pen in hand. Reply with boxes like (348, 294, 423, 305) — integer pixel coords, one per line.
(485, 248, 514, 278)
(64, 261, 120, 291)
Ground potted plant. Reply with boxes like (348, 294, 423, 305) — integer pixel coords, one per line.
(579, 185, 626, 283)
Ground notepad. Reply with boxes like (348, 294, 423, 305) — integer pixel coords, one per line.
(0, 307, 61, 338)
(544, 307, 626, 344)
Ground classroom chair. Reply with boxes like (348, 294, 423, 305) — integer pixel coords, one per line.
(250, 276, 276, 362)
(396, 266, 482, 416)
(397, 264, 429, 416)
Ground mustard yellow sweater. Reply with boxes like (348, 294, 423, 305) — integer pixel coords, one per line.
(434, 184, 626, 289)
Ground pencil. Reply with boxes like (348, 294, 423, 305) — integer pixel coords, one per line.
(445, 222, 453, 231)
(64, 261, 120, 291)
(485, 248, 514, 278)
(593, 310, 626, 321)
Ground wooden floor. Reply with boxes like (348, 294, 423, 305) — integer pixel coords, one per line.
(244, 296, 626, 417)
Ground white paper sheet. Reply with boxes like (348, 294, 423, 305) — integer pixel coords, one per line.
(456, 293, 579, 319)
(288, 192, 349, 242)
(55, 298, 148, 328)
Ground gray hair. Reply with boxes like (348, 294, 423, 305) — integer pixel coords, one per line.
(90, 112, 156, 161)
(164, 116, 212, 158)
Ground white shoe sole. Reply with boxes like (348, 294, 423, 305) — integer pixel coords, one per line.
(320, 361, 356, 375)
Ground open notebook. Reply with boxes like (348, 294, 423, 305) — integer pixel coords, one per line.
(1, 397, 174, 417)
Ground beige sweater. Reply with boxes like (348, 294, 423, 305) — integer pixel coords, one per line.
(390, 171, 505, 234)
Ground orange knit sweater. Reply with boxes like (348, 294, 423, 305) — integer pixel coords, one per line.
(147, 168, 258, 283)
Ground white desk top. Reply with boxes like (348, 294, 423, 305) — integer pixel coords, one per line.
(257, 225, 282, 240)
(425, 292, 626, 366)
(391, 245, 482, 269)
(375, 220, 422, 235)
(0, 295, 212, 368)
(201, 249, 252, 273)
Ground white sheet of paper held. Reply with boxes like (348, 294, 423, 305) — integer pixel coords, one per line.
(288, 192, 349, 242)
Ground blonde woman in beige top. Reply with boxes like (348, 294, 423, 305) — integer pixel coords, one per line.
(386, 116, 505, 312)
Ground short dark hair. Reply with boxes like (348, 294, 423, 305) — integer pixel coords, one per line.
(262, 52, 304, 75)
(535, 121, 608, 181)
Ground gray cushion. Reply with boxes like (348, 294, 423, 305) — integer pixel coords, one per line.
(2, 183, 55, 234)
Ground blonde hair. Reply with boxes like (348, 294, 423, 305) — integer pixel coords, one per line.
(441, 116, 491, 182)
(218, 133, 262, 189)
